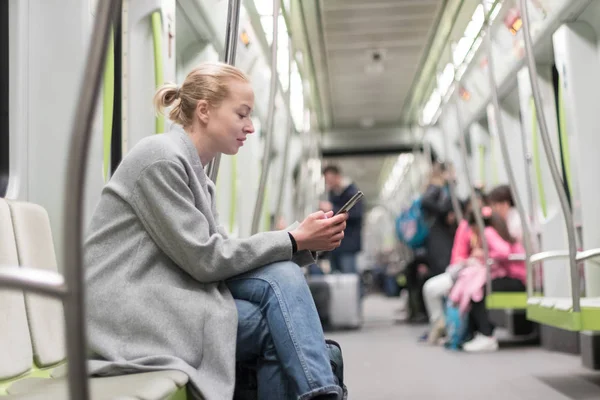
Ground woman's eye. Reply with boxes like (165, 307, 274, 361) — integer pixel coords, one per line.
(238, 113, 246, 119)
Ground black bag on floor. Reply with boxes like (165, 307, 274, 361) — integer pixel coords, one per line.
(234, 341, 348, 400)
(308, 278, 331, 324)
(326, 339, 348, 399)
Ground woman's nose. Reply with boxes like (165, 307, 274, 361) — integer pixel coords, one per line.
(245, 120, 255, 134)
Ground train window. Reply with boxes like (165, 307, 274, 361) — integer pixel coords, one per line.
(110, 17, 123, 174)
(0, 0, 8, 197)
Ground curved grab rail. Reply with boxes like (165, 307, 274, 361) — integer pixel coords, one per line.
(511, 249, 600, 264)
(576, 248, 600, 263)
(0, 267, 67, 297)
(529, 250, 570, 264)
(480, 0, 535, 297)
(510, 251, 572, 263)
(206, 0, 243, 183)
(251, 0, 280, 234)
(520, 0, 580, 312)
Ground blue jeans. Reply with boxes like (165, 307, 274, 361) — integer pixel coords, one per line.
(329, 252, 357, 274)
(228, 262, 343, 400)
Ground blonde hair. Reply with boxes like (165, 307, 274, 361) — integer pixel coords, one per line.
(153, 61, 249, 127)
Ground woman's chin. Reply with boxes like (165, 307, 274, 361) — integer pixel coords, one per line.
(222, 147, 239, 156)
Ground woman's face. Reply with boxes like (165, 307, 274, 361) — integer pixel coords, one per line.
(204, 79, 255, 155)
(490, 201, 510, 220)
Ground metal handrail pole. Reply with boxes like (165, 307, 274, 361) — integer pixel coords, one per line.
(251, 0, 280, 234)
(206, 0, 243, 182)
(520, 0, 580, 312)
(274, 35, 293, 229)
(62, 0, 122, 398)
(481, 4, 535, 296)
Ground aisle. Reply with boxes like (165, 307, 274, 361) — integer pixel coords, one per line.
(326, 295, 600, 400)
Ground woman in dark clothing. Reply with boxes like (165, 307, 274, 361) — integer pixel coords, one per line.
(420, 164, 458, 277)
(405, 163, 458, 323)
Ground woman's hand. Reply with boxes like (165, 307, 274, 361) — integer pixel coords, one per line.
(290, 211, 347, 252)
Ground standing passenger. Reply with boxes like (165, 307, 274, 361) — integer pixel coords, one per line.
(420, 162, 458, 278)
(320, 165, 364, 275)
(84, 62, 347, 400)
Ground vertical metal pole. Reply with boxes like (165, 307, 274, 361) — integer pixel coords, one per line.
(481, 4, 534, 297)
(251, 0, 280, 234)
(206, 0, 242, 183)
(63, 0, 122, 399)
(438, 86, 463, 222)
(274, 35, 293, 228)
(520, 0, 580, 311)
(450, 48, 491, 293)
(520, 105, 542, 291)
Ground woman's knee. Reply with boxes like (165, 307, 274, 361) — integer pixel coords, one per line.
(423, 277, 436, 297)
(259, 261, 307, 290)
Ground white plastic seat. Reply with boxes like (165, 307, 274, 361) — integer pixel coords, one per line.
(6, 370, 188, 400)
(0, 199, 34, 382)
(1, 200, 189, 399)
(8, 201, 66, 368)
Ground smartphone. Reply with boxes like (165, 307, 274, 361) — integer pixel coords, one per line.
(335, 191, 364, 215)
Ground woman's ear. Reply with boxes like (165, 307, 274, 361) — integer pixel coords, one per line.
(196, 100, 210, 124)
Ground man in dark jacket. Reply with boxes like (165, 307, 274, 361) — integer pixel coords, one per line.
(321, 165, 364, 274)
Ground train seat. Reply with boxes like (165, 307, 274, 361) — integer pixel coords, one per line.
(0, 199, 189, 399)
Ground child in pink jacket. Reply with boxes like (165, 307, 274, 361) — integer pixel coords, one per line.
(449, 207, 526, 353)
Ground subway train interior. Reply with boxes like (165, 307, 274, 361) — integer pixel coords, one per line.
(4, 0, 600, 399)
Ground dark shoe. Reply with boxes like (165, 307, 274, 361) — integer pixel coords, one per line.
(233, 363, 258, 400)
(408, 312, 428, 325)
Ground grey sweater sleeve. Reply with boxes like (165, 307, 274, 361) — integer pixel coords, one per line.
(131, 160, 294, 283)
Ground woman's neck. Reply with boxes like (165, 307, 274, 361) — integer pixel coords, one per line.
(184, 123, 217, 167)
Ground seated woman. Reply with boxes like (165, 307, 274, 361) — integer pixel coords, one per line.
(487, 184, 522, 242)
(84, 62, 347, 400)
(449, 207, 526, 353)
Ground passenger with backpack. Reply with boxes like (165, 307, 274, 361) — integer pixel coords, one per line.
(397, 162, 458, 323)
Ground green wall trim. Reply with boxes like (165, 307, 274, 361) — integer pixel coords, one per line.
(530, 98, 548, 218)
(263, 183, 270, 231)
(229, 155, 238, 234)
(0, 362, 62, 395)
(557, 76, 573, 196)
(102, 28, 115, 182)
(486, 292, 527, 310)
(167, 386, 189, 400)
(151, 12, 165, 134)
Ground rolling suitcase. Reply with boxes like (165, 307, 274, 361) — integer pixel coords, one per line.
(308, 273, 362, 330)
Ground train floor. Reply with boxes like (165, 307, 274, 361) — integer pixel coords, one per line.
(326, 294, 600, 400)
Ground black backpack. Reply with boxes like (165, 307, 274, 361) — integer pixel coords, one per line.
(326, 339, 348, 399)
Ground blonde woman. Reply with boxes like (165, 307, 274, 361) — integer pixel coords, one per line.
(85, 62, 347, 400)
